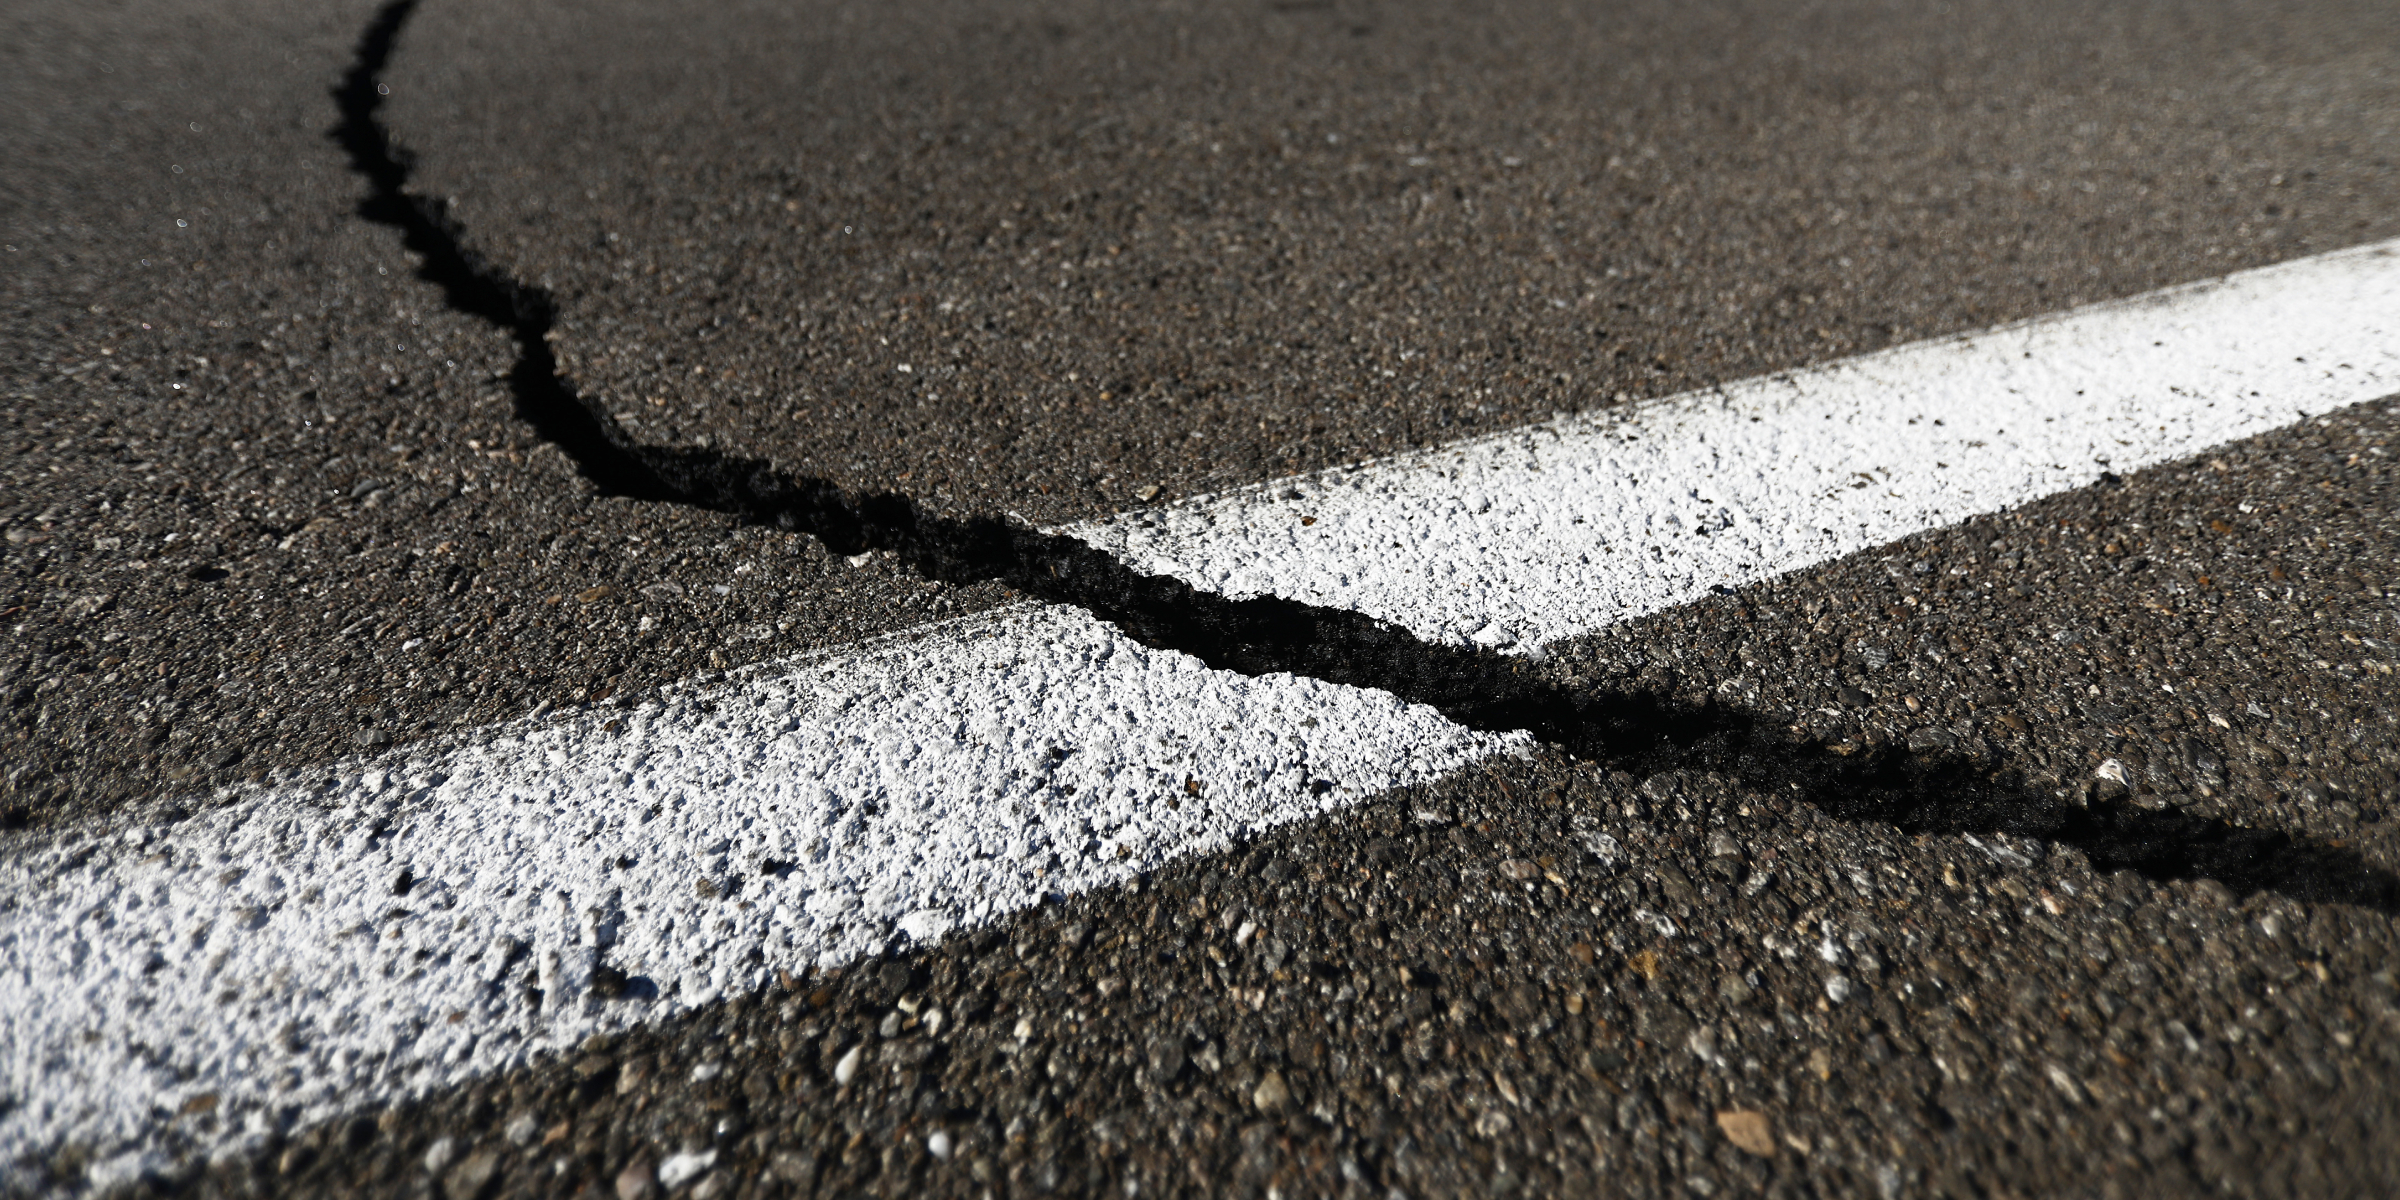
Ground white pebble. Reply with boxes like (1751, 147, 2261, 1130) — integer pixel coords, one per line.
(689, 1061, 723, 1082)
(422, 1136, 454, 1175)
(833, 1044, 863, 1086)
(658, 1149, 717, 1189)
(927, 1130, 954, 1160)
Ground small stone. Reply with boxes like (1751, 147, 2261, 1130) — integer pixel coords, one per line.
(1135, 485, 1162, 502)
(1498, 859, 1540, 882)
(422, 1137, 455, 1175)
(1147, 1034, 1187, 1080)
(657, 1150, 717, 1189)
(208, 746, 245, 769)
(927, 1129, 954, 1160)
(444, 1150, 500, 1199)
(504, 1111, 539, 1146)
(1715, 1109, 1776, 1156)
(833, 1044, 864, 1086)
(1639, 772, 1682, 804)
(1252, 1069, 1292, 1113)
(1825, 974, 1854, 1003)
(1836, 686, 1870, 707)
(2093, 759, 2131, 800)
(352, 728, 393, 750)
(617, 1057, 652, 1096)
(615, 1159, 655, 1200)
(690, 1061, 723, 1082)
(1719, 973, 1755, 1006)
(1905, 726, 1957, 754)
(769, 1151, 817, 1187)
(577, 585, 619, 603)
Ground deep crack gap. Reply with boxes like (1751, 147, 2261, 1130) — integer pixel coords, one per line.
(331, 0, 2398, 916)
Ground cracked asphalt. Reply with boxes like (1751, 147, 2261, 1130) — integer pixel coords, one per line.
(6, 0, 2400, 1195)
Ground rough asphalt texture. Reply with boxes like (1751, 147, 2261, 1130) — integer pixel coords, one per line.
(131, 400, 2400, 1199)
(386, 0, 2400, 523)
(4, 0, 2399, 1195)
(2, 0, 1000, 830)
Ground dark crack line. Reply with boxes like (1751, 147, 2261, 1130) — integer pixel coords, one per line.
(331, 0, 2398, 916)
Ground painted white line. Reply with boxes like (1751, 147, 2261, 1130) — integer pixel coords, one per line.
(9, 241, 2397, 1184)
(0, 606, 1516, 1182)
(1072, 239, 2400, 651)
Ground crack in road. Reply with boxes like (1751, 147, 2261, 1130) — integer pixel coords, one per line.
(330, 0, 2397, 915)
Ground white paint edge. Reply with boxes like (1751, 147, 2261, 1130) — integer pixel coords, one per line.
(0, 605, 1517, 1181)
(9, 240, 2399, 1185)
(1071, 238, 2400, 651)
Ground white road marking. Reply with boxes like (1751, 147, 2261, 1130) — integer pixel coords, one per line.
(0, 607, 1516, 1181)
(1074, 239, 2400, 651)
(9, 240, 2399, 1183)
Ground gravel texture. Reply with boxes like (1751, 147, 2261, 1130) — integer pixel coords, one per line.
(118, 398, 2400, 1199)
(8, 0, 2400, 1193)
(0, 0, 1003, 830)
(385, 0, 2400, 526)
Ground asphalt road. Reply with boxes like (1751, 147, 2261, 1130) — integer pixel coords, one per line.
(5, 0, 2399, 1196)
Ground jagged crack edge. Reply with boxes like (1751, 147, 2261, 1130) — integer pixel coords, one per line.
(327, 0, 2399, 916)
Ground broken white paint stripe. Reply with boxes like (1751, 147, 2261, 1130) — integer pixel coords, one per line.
(0, 606, 1516, 1180)
(1074, 238, 2400, 651)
